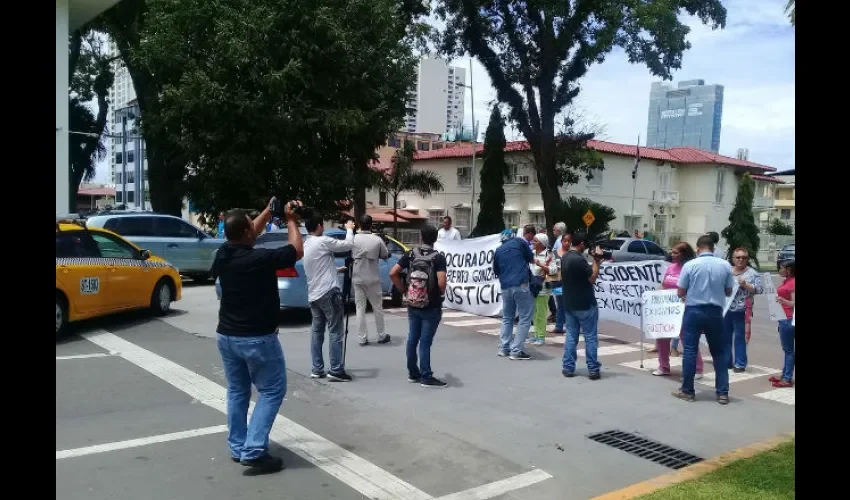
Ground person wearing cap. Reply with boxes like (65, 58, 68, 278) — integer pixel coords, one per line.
(493, 229, 535, 360)
(530, 233, 558, 345)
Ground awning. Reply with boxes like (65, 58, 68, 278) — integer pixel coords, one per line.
(527, 207, 544, 213)
(503, 206, 520, 212)
(452, 202, 471, 209)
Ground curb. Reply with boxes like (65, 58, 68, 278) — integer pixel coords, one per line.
(589, 432, 795, 500)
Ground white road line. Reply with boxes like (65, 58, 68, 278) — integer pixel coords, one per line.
(441, 312, 476, 319)
(56, 425, 228, 460)
(577, 345, 640, 357)
(754, 387, 795, 406)
(699, 364, 780, 386)
(619, 357, 684, 371)
(445, 319, 504, 327)
(82, 330, 432, 500)
(56, 353, 115, 360)
(433, 469, 553, 500)
(384, 308, 409, 314)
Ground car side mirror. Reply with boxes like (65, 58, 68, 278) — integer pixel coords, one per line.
(197, 232, 206, 240)
(139, 249, 152, 260)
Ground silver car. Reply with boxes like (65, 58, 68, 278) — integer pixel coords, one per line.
(595, 237, 668, 262)
(86, 213, 224, 281)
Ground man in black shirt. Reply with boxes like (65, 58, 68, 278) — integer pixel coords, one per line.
(213, 198, 304, 474)
(389, 225, 448, 388)
(560, 233, 605, 380)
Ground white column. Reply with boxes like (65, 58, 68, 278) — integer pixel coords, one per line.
(56, 0, 70, 215)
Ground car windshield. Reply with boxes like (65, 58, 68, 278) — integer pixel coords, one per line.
(256, 230, 306, 249)
(596, 239, 626, 251)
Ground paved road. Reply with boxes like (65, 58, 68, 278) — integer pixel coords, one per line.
(56, 282, 795, 499)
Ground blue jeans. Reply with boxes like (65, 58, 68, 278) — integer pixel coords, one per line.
(309, 288, 345, 374)
(724, 309, 747, 369)
(216, 333, 287, 461)
(671, 337, 680, 350)
(554, 293, 566, 331)
(681, 305, 727, 396)
(499, 284, 534, 355)
(778, 319, 795, 382)
(562, 306, 601, 374)
(407, 307, 442, 379)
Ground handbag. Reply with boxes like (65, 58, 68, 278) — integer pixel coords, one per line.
(530, 273, 544, 298)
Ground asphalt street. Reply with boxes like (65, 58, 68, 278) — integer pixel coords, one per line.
(56, 280, 795, 500)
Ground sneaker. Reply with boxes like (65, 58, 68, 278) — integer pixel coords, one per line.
(671, 389, 695, 402)
(241, 454, 284, 474)
(328, 371, 352, 382)
(497, 350, 509, 357)
(562, 370, 575, 378)
(670, 348, 680, 357)
(552, 329, 565, 335)
(716, 394, 730, 405)
(733, 367, 746, 373)
(231, 456, 242, 464)
(772, 379, 793, 388)
(310, 370, 326, 379)
(509, 351, 532, 360)
(768, 375, 781, 383)
(532, 339, 545, 346)
(588, 371, 601, 381)
(695, 373, 704, 380)
(359, 339, 369, 346)
(652, 369, 670, 376)
(420, 377, 447, 388)
(377, 334, 391, 344)
(407, 376, 421, 383)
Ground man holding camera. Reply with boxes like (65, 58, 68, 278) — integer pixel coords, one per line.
(303, 213, 356, 382)
(560, 233, 605, 380)
(213, 198, 304, 474)
(352, 215, 391, 346)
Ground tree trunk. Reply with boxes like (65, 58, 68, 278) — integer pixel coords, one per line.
(353, 161, 368, 225)
(532, 113, 561, 244)
(392, 194, 399, 238)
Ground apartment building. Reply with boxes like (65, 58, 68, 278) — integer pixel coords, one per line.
(403, 56, 467, 136)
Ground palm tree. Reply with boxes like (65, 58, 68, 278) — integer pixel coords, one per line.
(785, 0, 795, 26)
(376, 141, 444, 237)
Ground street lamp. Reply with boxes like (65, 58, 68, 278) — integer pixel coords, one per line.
(455, 59, 477, 230)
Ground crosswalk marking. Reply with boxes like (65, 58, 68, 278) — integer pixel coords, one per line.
(699, 364, 779, 385)
(441, 312, 477, 319)
(619, 357, 684, 371)
(754, 387, 795, 406)
(577, 345, 641, 357)
(445, 318, 504, 327)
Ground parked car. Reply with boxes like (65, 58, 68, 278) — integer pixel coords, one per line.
(214, 228, 409, 309)
(86, 213, 224, 281)
(776, 243, 795, 269)
(56, 218, 182, 339)
(592, 237, 668, 262)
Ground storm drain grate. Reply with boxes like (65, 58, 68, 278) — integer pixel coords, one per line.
(587, 430, 703, 470)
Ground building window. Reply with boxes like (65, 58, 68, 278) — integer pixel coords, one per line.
(127, 190, 135, 204)
(432, 142, 444, 150)
(115, 172, 123, 184)
(115, 191, 123, 203)
(454, 207, 471, 234)
(115, 152, 123, 164)
(588, 169, 603, 188)
(127, 171, 135, 184)
(780, 209, 791, 220)
(457, 166, 472, 187)
(529, 212, 546, 227)
(388, 137, 401, 148)
(715, 168, 726, 203)
(379, 191, 389, 207)
(428, 209, 445, 226)
(417, 141, 430, 151)
(624, 215, 641, 233)
(504, 212, 520, 228)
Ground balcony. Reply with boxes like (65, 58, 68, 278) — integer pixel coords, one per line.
(752, 196, 775, 210)
(774, 198, 794, 208)
(650, 190, 679, 206)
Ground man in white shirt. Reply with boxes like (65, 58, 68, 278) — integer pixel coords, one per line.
(303, 214, 356, 382)
(551, 222, 567, 252)
(352, 215, 390, 346)
(437, 216, 462, 240)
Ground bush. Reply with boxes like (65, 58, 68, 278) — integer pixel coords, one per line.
(768, 218, 794, 236)
(552, 196, 616, 241)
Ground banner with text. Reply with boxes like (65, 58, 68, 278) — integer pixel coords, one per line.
(641, 289, 684, 340)
(593, 260, 671, 330)
(435, 234, 502, 317)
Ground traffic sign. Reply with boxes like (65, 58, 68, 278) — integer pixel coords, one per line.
(583, 209, 595, 228)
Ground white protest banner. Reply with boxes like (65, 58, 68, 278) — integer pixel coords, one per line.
(593, 260, 670, 330)
(723, 280, 740, 316)
(641, 289, 684, 340)
(435, 234, 502, 317)
(761, 273, 786, 321)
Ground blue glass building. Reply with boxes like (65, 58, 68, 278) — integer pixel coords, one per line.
(646, 79, 724, 153)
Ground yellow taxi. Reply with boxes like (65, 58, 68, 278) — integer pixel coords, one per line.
(56, 219, 182, 339)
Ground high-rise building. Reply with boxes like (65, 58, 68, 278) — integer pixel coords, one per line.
(646, 79, 723, 153)
(403, 56, 466, 136)
(105, 41, 149, 208)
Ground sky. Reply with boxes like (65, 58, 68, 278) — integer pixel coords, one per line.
(92, 0, 794, 183)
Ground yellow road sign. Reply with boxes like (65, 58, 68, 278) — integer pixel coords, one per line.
(583, 209, 595, 228)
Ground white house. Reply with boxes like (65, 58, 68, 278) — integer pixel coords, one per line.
(367, 139, 781, 251)
(57, 0, 121, 215)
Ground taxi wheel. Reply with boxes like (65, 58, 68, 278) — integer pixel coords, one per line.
(56, 294, 68, 340)
(150, 279, 173, 316)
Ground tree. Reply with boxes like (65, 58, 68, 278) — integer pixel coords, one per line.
(722, 173, 761, 266)
(471, 106, 510, 236)
(435, 0, 726, 233)
(376, 141, 444, 237)
(68, 29, 114, 211)
(785, 0, 795, 26)
(553, 196, 616, 242)
(767, 218, 794, 236)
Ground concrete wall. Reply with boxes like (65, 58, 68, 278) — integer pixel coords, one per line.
(56, 0, 70, 215)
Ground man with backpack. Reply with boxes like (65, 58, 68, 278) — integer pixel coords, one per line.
(389, 225, 448, 388)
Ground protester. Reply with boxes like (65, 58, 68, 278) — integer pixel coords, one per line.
(725, 248, 764, 372)
(552, 232, 572, 334)
(217, 211, 225, 238)
(213, 198, 304, 474)
(390, 225, 449, 387)
(770, 259, 795, 388)
(529, 233, 558, 346)
(548, 222, 567, 322)
(672, 234, 735, 404)
(519, 224, 536, 251)
(560, 233, 605, 380)
(437, 216, 462, 240)
(352, 215, 390, 346)
(493, 229, 535, 360)
(706, 231, 726, 260)
(303, 214, 356, 382)
(652, 242, 703, 379)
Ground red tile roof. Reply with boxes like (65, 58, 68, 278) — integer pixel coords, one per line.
(340, 208, 427, 223)
(77, 186, 116, 197)
(751, 174, 784, 184)
(413, 139, 777, 173)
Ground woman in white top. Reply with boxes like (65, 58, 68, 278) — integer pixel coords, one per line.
(530, 233, 559, 346)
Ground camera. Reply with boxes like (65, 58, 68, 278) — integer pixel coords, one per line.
(270, 199, 313, 219)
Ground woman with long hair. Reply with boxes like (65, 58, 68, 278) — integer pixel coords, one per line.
(770, 259, 795, 388)
(653, 242, 704, 378)
(725, 248, 764, 372)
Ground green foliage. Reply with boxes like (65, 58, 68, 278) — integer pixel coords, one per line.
(434, 0, 726, 232)
(375, 141, 444, 236)
(471, 106, 509, 237)
(722, 173, 762, 267)
(553, 196, 616, 242)
(768, 218, 794, 236)
(785, 0, 795, 26)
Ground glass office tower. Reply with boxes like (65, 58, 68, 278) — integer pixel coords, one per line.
(646, 79, 723, 153)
